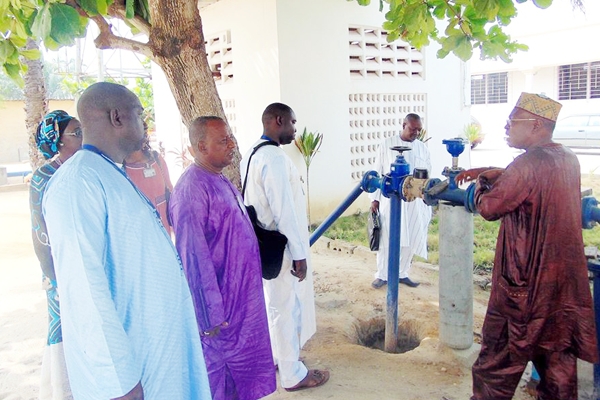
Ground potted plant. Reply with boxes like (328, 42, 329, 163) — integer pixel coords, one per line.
(463, 123, 485, 149)
(294, 128, 323, 226)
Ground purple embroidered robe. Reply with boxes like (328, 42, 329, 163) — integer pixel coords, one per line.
(169, 165, 276, 400)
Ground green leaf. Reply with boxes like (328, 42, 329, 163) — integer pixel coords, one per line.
(9, 34, 27, 48)
(496, 0, 516, 17)
(31, 2, 51, 39)
(11, 16, 28, 39)
(20, 48, 40, 60)
(0, 0, 10, 13)
(4, 62, 24, 87)
(9, 0, 21, 11)
(454, 36, 473, 61)
(437, 48, 450, 58)
(43, 35, 60, 50)
(78, 0, 101, 16)
(432, 4, 446, 19)
(472, 0, 499, 21)
(0, 41, 14, 64)
(125, 0, 134, 18)
(386, 29, 399, 42)
(48, 3, 87, 45)
(532, 0, 552, 9)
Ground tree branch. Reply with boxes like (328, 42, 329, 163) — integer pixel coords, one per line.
(91, 15, 153, 59)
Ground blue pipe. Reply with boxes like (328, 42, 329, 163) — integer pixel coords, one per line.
(309, 171, 381, 247)
(583, 196, 600, 229)
(423, 178, 477, 213)
(385, 193, 401, 352)
(309, 182, 364, 247)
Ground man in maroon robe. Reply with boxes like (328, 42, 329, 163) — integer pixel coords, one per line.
(458, 93, 598, 400)
(169, 116, 276, 400)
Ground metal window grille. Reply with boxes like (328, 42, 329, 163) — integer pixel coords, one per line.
(470, 73, 507, 104)
(591, 61, 600, 99)
(559, 63, 588, 100)
(471, 75, 486, 105)
(486, 73, 508, 103)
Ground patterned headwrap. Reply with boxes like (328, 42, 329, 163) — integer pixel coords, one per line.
(35, 110, 74, 160)
(515, 93, 562, 122)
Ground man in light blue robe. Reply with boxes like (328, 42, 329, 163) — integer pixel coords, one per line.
(43, 82, 211, 400)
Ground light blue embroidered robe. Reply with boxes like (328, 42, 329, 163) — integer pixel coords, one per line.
(43, 150, 211, 400)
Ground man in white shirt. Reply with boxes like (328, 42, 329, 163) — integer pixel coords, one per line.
(241, 103, 329, 392)
(369, 113, 432, 289)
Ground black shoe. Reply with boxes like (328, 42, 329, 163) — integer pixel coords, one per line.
(399, 277, 420, 287)
(371, 278, 387, 289)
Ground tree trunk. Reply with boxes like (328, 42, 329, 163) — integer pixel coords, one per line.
(23, 39, 48, 171)
(147, 0, 241, 189)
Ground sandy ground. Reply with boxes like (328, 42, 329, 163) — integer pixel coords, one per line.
(0, 187, 595, 400)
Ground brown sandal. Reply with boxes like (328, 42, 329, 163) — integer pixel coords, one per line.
(285, 369, 330, 392)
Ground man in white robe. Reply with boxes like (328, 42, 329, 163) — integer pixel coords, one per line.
(240, 103, 329, 392)
(369, 113, 432, 289)
(43, 82, 211, 400)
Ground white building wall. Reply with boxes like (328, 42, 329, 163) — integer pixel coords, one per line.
(153, 0, 470, 221)
(276, 0, 469, 218)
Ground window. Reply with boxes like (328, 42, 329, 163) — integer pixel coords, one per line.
(558, 61, 600, 100)
(470, 73, 508, 104)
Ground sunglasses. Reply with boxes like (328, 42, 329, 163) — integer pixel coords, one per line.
(63, 127, 82, 138)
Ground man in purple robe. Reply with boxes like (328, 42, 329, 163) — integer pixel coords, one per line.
(169, 116, 276, 400)
(458, 93, 598, 400)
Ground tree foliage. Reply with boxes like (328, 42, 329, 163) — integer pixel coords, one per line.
(0, 0, 237, 184)
(350, 0, 563, 62)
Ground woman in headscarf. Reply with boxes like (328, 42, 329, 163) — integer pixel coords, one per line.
(30, 110, 82, 399)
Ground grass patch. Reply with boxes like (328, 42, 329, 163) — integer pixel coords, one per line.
(319, 173, 600, 271)
(320, 211, 369, 248)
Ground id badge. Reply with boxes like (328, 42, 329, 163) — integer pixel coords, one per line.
(144, 167, 157, 178)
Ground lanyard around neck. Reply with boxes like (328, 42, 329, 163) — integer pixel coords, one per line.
(260, 134, 279, 144)
(81, 145, 160, 219)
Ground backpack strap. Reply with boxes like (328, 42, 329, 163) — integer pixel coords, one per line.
(242, 140, 278, 198)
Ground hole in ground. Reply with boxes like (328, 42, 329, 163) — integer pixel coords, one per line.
(354, 317, 422, 353)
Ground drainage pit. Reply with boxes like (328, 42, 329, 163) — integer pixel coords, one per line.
(354, 317, 422, 353)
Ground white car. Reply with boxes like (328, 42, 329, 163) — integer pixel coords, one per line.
(553, 114, 600, 148)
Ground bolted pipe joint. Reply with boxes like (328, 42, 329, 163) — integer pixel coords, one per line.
(361, 170, 382, 194)
(422, 178, 477, 213)
(582, 196, 600, 229)
(401, 168, 430, 202)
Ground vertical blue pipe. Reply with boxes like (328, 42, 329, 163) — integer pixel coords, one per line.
(384, 193, 401, 352)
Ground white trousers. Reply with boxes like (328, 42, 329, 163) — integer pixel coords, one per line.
(39, 342, 73, 400)
(264, 265, 308, 388)
(375, 245, 415, 281)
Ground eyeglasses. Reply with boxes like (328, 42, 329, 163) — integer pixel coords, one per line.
(506, 118, 537, 127)
(63, 127, 82, 138)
